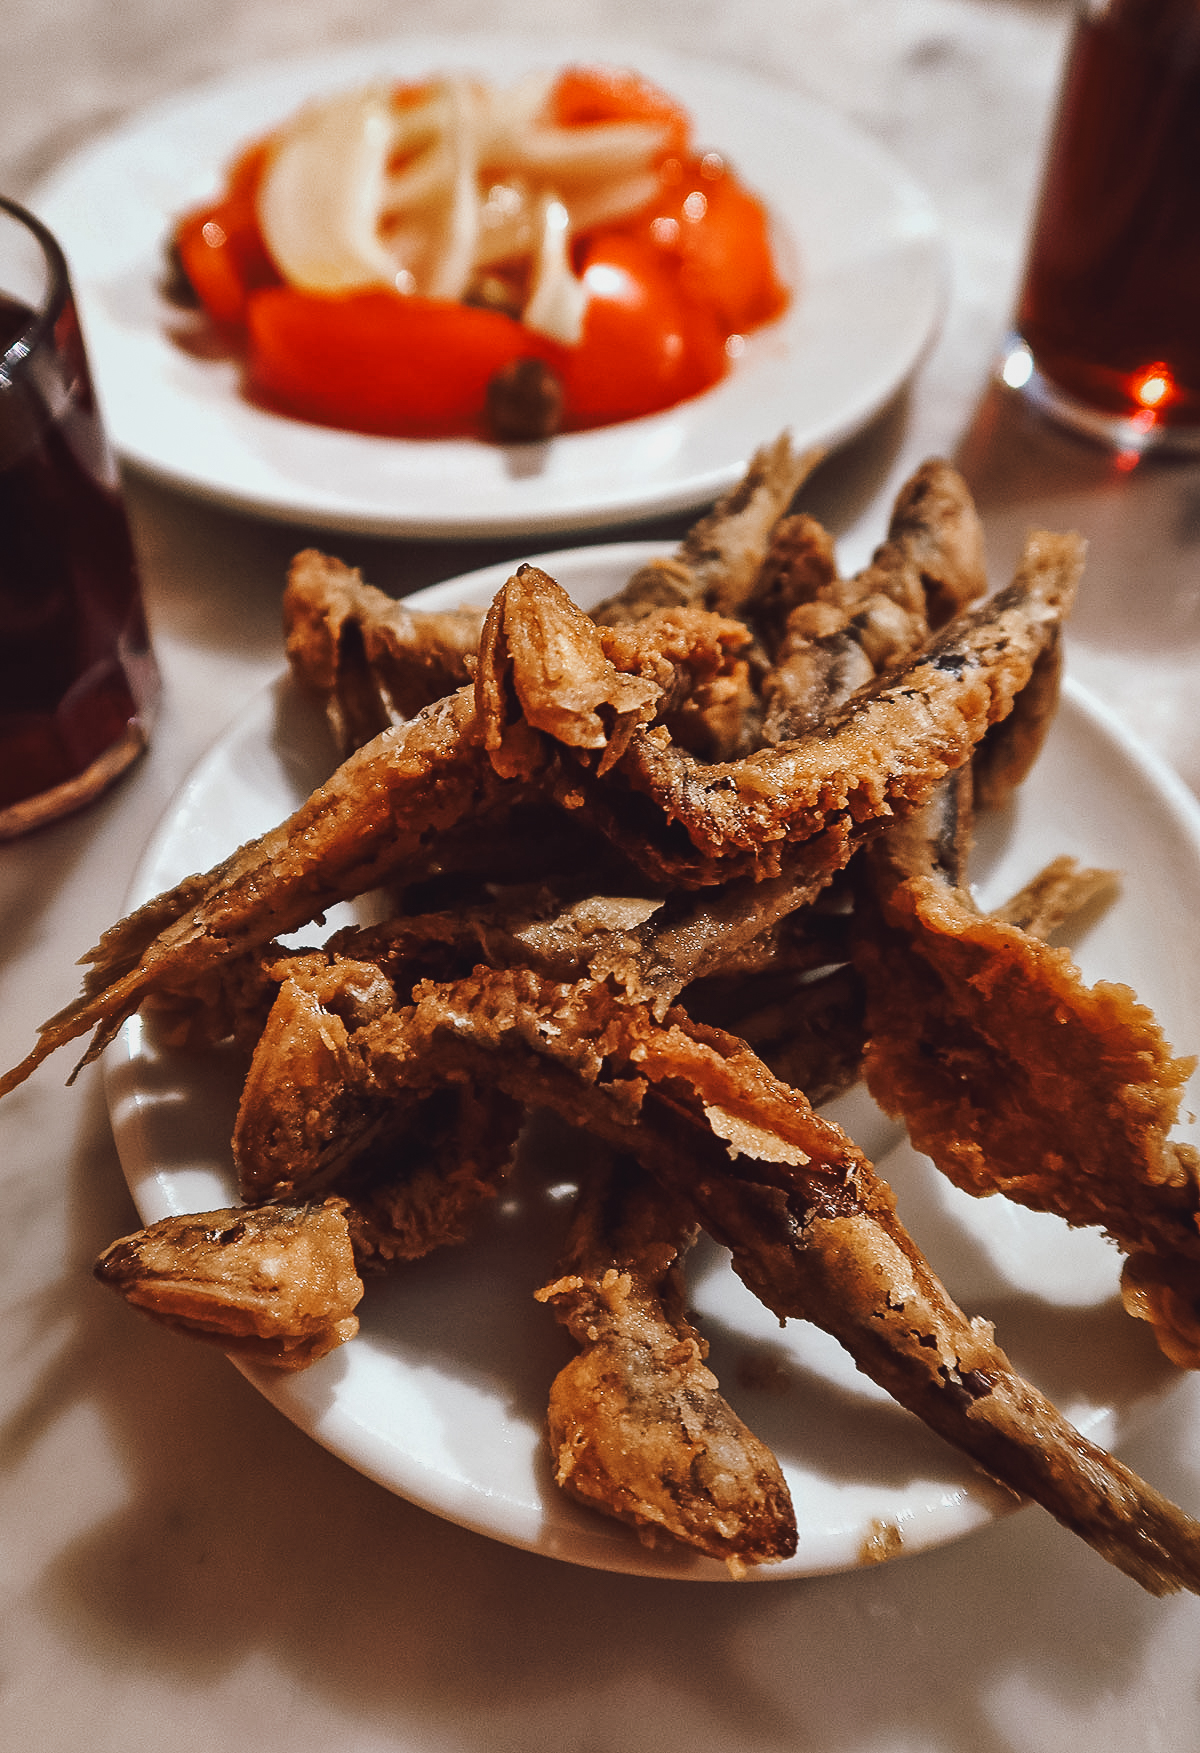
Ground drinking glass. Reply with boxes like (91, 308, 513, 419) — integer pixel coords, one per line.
(999, 0, 1200, 453)
(0, 195, 159, 838)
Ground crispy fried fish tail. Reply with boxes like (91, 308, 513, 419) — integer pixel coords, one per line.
(536, 1149, 797, 1569)
(0, 685, 505, 1098)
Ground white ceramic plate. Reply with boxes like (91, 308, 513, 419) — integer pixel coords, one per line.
(32, 35, 945, 537)
(104, 543, 1200, 1580)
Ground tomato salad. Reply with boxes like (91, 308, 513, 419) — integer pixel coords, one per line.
(169, 65, 789, 441)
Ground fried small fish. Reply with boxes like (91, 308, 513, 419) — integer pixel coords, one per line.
(284, 547, 486, 754)
(590, 433, 821, 624)
(536, 1150, 797, 1570)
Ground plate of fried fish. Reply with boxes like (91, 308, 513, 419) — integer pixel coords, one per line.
(31, 34, 945, 536)
(11, 439, 1200, 1588)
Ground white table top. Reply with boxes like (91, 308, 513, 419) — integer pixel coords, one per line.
(4, 4, 1200, 1750)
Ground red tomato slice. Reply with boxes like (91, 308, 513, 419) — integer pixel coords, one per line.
(173, 142, 279, 326)
(559, 233, 727, 428)
(625, 153, 789, 334)
(245, 288, 561, 437)
(549, 65, 692, 153)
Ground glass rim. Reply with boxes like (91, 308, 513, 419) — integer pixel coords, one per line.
(0, 194, 71, 386)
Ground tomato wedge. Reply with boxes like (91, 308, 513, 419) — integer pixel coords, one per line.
(559, 232, 727, 428)
(622, 153, 789, 334)
(548, 65, 691, 153)
(173, 142, 279, 326)
(245, 288, 562, 437)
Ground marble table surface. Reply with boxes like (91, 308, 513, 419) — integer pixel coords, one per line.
(4, 3, 1200, 1749)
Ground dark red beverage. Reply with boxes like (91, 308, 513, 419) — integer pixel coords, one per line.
(1015, 0, 1200, 436)
(0, 207, 158, 836)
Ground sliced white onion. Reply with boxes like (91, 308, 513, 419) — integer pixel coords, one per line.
(422, 77, 483, 301)
(564, 168, 665, 235)
(257, 88, 402, 292)
(513, 119, 674, 180)
(475, 69, 558, 163)
(472, 178, 539, 269)
(522, 196, 590, 346)
(255, 71, 673, 336)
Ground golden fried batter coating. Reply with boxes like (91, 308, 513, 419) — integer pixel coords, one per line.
(233, 959, 403, 1202)
(745, 459, 988, 747)
(1122, 1254, 1200, 1371)
(854, 790, 1200, 1374)
(972, 636, 1066, 810)
(0, 684, 509, 1095)
(597, 529, 1081, 883)
(853, 456, 988, 628)
(990, 852, 1118, 939)
(232, 955, 521, 1263)
(856, 802, 1200, 1261)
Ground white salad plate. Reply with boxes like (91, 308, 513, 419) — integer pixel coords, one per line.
(33, 35, 946, 538)
(104, 542, 1200, 1581)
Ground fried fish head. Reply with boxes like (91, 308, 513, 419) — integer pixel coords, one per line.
(93, 1199, 364, 1369)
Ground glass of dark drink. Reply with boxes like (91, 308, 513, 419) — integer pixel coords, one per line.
(0, 195, 159, 838)
(1000, 0, 1200, 452)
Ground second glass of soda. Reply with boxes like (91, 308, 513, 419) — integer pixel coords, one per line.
(1001, 0, 1200, 452)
